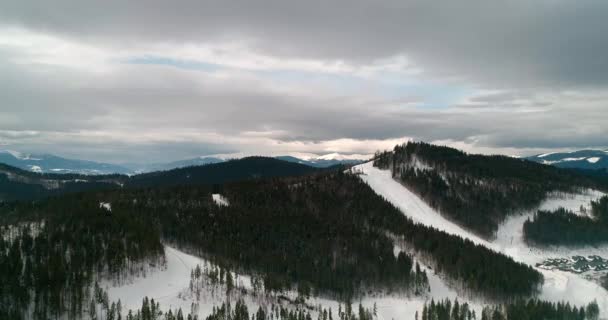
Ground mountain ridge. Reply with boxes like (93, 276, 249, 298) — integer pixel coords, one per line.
(526, 149, 608, 170)
(0, 149, 368, 174)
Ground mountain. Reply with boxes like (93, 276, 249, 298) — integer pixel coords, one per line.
(0, 163, 123, 202)
(0, 149, 368, 175)
(0, 157, 323, 201)
(374, 142, 606, 238)
(126, 156, 323, 188)
(0, 150, 132, 175)
(2, 143, 607, 320)
(124, 156, 225, 173)
(275, 153, 369, 168)
(526, 149, 608, 170)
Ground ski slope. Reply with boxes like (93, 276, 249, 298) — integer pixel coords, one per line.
(105, 244, 481, 320)
(355, 161, 608, 318)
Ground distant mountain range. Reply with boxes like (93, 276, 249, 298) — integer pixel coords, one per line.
(0, 150, 369, 175)
(526, 149, 608, 170)
(0, 157, 326, 202)
(275, 153, 368, 168)
(0, 150, 132, 175)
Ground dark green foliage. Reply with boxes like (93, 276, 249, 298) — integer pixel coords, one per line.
(85, 171, 539, 298)
(0, 163, 121, 202)
(0, 196, 164, 320)
(1, 165, 543, 318)
(204, 299, 372, 320)
(126, 157, 323, 188)
(124, 296, 197, 320)
(419, 298, 600, 320)
(418, 299, 475, 320)
(523, 196, 608, 245)
(108, 172, 429, 299)
(374, 142, 602, 238)
(481, 299, 597, 320)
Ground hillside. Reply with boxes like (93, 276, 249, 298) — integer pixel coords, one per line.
(1, 162, 555, 319)
(356, 161, 608, 318)
(125, 157, 323, 188)
(373, 142, 606, 237)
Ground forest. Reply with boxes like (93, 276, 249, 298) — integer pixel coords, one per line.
(373, 142, 605, 238)
(523, 195, 608, 245)
(0, 167, 545, 319)
(417, 298, 599, 320)
(203, 299, 375, 320)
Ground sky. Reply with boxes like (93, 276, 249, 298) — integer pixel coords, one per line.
(0, 1, 607, 163)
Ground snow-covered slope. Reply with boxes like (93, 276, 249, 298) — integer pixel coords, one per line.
(526, 149, 608, 170)
(355, 162, 608, 317)
(276, 153, 369, 168)
(106, 245, 482, 320)
(104, 161, 608, 319)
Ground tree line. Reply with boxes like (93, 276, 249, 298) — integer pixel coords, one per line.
(523, 195, 608, 245)
(417, 298, 599, 320)
(0, 195, 164, 320)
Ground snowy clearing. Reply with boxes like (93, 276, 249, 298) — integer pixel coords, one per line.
(106, 245, 482, 320)
(212, 193, 230, 206)
(355, 161, 608, 318)
(99, 202, 112, 211)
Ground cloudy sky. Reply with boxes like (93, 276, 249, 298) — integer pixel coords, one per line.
(1, 1, 607, 163)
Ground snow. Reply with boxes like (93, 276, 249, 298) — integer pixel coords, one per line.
(212, 194, 229, 207)
(542, 157, 588, 165)
(316, 153, 370, 161)
(355, 161, 608, 318)
(29, 165, 42, 173)
(588, 157, 601, 163)
(102, 161, 608, 319)
(99, 202, 112, 211)
(562, 157, 588, 162)
(106, 245, 480, 320)
(356, 162, 488, 247)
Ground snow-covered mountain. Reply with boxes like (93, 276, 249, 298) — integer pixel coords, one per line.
(0, 150, 370, 175)
(526, 149, 608, 170)
(0, 150, 132, 175)
(354, 161, 608, 318)
(276, 153, 369, 168)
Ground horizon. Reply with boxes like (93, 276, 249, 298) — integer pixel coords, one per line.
(3, 144, 608, 166)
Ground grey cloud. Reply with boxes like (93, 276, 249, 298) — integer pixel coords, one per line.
(1, 1, 608, 161)
(2, 1, 608, 88)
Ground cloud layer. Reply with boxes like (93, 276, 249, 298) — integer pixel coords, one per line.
(0, 1, 606, 162)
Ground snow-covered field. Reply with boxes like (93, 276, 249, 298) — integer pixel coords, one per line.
(211, 193, 230, 207)
(355, 162, 608, 318)
(106, 246, 256, 317)
(105, 244, 480, 320)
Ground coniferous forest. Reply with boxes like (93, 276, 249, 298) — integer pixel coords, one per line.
(9, 146, 608, 319)
(373, 142, 605, 238)
(417, 298, 600, 320)
(0, 166, 547, 319)
(523, 195, 608, 245)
